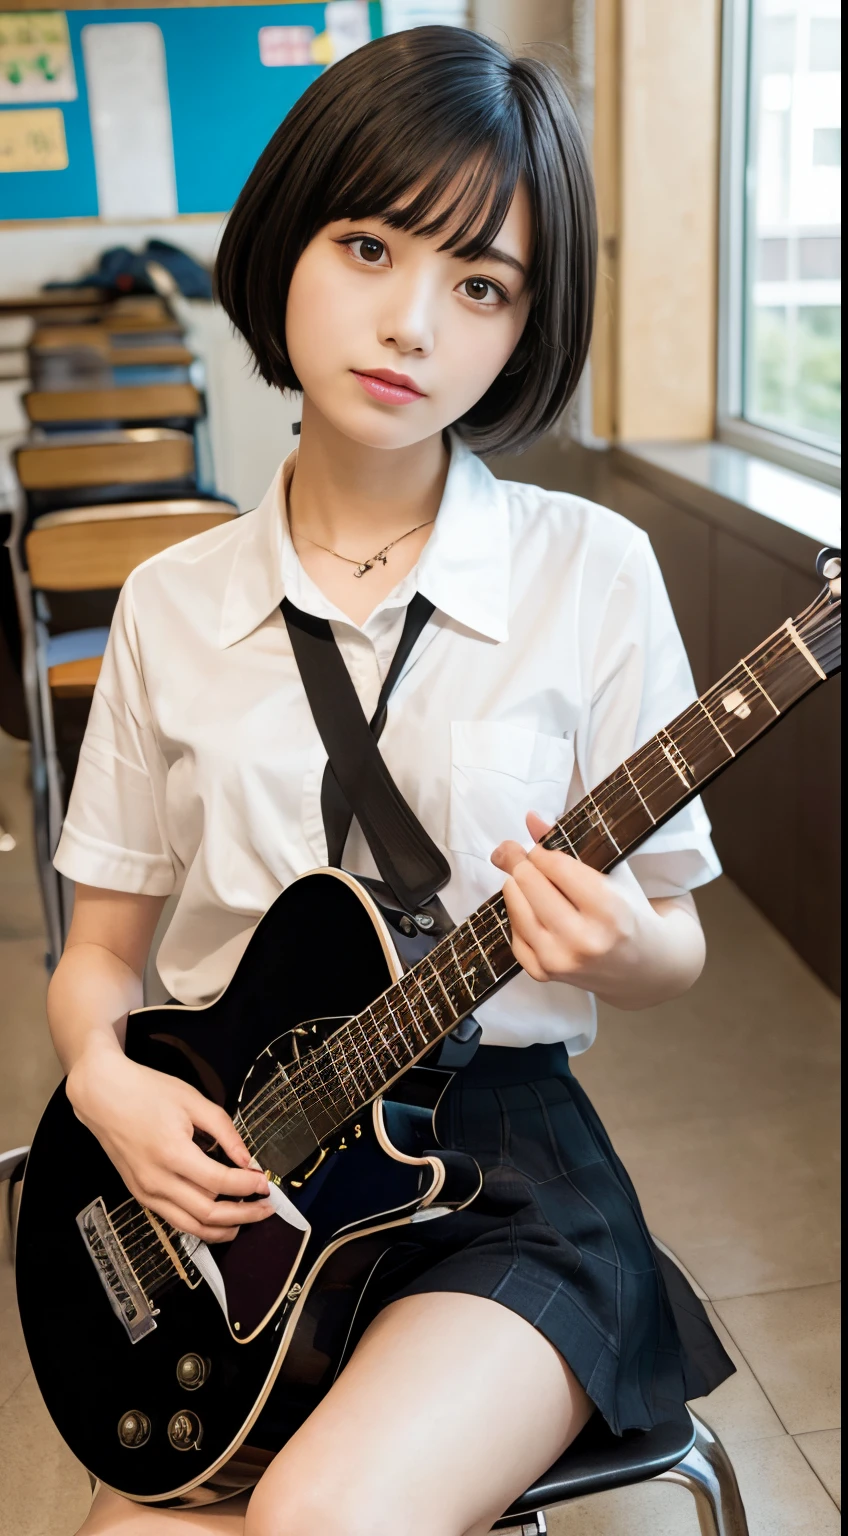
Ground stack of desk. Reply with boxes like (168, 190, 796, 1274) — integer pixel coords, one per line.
(0, 285, 237, 966)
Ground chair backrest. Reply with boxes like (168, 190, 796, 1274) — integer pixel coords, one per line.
(0, 315, 35, 348)
(24, 383, 202, 426)
(0, 288, 102, 314)
(15, 429, 195, 490)
(26, 499, 237, 592)
(32, 327, 192, 368)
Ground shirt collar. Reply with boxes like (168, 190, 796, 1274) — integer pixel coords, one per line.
(219, 431, 511, 648)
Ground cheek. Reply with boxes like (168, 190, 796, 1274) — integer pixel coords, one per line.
(285, 257, 350, 377)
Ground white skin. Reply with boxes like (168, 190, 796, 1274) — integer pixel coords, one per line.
(54, 176, 705, 1536)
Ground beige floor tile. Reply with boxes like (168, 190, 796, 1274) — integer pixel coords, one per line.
(547, 1475, 702, 1535)
(576, 879, 840, 1133)
(795, 1429, 841, 1509)
(549, 1432, 840, 1536)
(715, 1285, 841, 1435)
(607, 1098, 840, 1300)
(0, 1370, 92, 1536)
(688, 1305, 784, 1447)
(0, 1252, 29, 1412)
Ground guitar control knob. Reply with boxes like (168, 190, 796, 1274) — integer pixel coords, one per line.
(117, 1410, 151, 1448)
(176, 1353, 208, 1390)
(168, 1410, 202, 1450)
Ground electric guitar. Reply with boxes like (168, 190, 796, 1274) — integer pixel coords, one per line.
(15, 551, 841, 1507)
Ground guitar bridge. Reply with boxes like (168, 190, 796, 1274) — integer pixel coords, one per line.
(76, 1198, 158, 1345)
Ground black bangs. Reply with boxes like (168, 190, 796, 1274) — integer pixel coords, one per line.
(216, 26, 596, 456)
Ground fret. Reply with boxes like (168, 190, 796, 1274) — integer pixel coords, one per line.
(369, 1003, 404, 1066)
(364, 1007, 405, 1069)
(447, 932, 478, 1001)
(740, 658, 780, 716)
(386, 988, 429, 1048)
(488, 897, 513, 951)
(424, 955, 459, 1019)
(584, 788, 622, 854)
(409, 968, 446, 1033)
(657, 728, 693, 786)
(326, 1041, 358, 1113)
(357, 1018, 384, 1079)
(785, 618, 827, 681)
(623, 760, 656, 824)
(344, 1026, 375, 1096)
(467, 911, 499, 982)
(696, 697, 735, 757)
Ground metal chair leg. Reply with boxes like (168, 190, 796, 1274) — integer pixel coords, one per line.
(656, 1411, 749, 1536)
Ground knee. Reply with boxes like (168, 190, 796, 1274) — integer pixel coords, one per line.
(244, 1480, 398, 1536)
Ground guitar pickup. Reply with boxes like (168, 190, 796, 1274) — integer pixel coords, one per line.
(76, 1198, 158, 1345)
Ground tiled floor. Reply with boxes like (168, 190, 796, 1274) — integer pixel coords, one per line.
(0, 727, 840, 1535)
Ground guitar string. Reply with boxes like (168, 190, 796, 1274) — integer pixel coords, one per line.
(114, 902, 516, 1256)
(116, 607, 840, 1266)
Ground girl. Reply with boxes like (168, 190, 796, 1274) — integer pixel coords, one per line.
(49, 26, 732, 1536)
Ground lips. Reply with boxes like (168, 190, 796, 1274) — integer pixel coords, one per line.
(351, 369, 425, 405)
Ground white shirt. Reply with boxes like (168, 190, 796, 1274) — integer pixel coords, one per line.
(55, 433, 720, 1052)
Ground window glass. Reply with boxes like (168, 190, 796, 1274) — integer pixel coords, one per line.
(745, 1, 841, 451)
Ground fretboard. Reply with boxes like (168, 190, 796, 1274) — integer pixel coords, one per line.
(240, 602, 837, 1159)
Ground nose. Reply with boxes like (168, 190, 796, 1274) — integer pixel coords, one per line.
(377, 271, 436, 357)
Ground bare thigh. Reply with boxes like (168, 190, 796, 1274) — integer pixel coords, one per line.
(75, 1292, 591, 1536)
(245, 1291, 593, 1536)
(75, 1488, 250, 1534)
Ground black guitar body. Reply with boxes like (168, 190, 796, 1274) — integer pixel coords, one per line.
(16, 871, 482, 1506)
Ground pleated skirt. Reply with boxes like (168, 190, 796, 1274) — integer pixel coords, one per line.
(386, 1041, 734, 1436)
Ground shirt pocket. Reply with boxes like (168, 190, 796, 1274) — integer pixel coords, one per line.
(447, 721, 575, 862)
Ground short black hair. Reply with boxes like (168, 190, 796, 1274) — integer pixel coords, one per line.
(216, 26, 596, 456)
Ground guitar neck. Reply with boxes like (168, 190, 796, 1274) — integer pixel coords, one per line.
(239, 589, 840, 1153)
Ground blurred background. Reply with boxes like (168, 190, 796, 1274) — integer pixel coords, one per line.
(0, 2, 841, 1533)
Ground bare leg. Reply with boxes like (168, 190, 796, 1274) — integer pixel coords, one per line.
(76, 1489, 250, 1534)
(75, 1291, 591, 1536)
(245, 1291, 593, 1536)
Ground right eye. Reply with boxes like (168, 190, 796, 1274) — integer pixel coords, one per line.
(344, 236, 389, 266)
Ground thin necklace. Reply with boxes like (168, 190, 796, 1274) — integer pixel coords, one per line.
(294, 517, 435, 578)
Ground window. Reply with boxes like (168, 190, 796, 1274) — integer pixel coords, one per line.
(719, 0, 841, 483)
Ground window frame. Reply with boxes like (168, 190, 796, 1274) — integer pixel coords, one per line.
(717, 0, 841, 489)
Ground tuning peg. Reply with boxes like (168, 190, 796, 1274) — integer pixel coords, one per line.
(816, 547, 841, 580)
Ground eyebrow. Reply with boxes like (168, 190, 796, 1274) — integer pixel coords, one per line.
(475, 245, 527, 278)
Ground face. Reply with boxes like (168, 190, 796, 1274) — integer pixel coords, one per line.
(285, 178, 533, 450)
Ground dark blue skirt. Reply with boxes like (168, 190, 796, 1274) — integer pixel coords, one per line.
(387, 1042, 734, 1436)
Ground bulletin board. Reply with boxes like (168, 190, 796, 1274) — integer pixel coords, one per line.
(0, 4, 383, 221)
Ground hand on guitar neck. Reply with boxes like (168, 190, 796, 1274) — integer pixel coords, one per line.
(492, 811, 706, 1009)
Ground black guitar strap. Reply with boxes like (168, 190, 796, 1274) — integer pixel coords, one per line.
(281, 593, 451, 918)
(282, 594, 481, 1068)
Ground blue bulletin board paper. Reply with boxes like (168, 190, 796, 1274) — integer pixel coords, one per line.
(0, 4, 382, 222)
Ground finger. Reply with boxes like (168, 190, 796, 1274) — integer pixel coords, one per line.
(526, 811, 554, 843)
(491, 838, 530, 876)
(141, 1196, 241, 1245)
(155, 1173, 274, 1231)
(510, 855, 581, 935)
(175, 1143, 270, 1199)
(526, 843, 606, 906)
(185, 1091, 252, 1168)
(501, 877, 556, 979)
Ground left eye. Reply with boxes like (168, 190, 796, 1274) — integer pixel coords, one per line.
(459, 278, 503, 305)
(348, 237, 388, 264)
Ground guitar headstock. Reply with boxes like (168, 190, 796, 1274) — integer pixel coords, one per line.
(794, 549, 842, 680)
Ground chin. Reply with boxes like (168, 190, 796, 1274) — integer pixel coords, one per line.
(320, 396, 446, 452)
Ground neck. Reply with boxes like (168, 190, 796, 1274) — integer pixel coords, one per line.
(288, 397, 449, 549)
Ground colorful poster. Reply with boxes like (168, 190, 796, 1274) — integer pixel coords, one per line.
(0, 12, 77, 104)
(0, 106, 68, 171)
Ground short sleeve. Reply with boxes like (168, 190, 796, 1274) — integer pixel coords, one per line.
(573, 530, 722, 899)
(53, 578, 176, 895)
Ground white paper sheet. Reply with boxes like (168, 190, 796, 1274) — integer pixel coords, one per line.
(81, 22, 178, 222)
